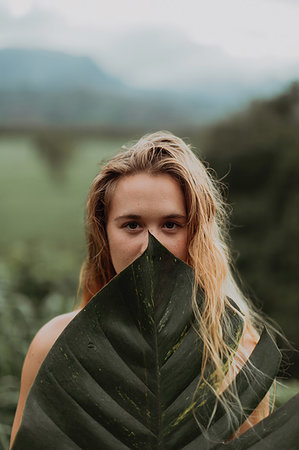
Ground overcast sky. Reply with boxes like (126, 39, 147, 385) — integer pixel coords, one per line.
(1, 0, 299, 88)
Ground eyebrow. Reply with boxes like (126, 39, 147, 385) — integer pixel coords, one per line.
(114, 214, 187, 221)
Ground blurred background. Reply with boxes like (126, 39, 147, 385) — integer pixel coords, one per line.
(0, 0, 299, 447)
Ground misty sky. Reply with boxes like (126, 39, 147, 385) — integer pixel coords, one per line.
(0, 0, 299, 88)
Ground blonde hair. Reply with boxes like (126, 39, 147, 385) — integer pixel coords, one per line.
(79, 131, 267, 432)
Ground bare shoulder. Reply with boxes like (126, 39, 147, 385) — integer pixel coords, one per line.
(26, 309, 80, 370)
(34, 309, 80, 352)
(22, 310, 81, 396)
(10, 309, 81, 448)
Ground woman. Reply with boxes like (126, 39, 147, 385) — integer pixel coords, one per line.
(10, 131, 272, 447)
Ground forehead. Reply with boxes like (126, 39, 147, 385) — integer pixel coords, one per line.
(108, 173, 186, 217)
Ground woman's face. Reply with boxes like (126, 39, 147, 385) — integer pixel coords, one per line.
(106, 172, 188, 274)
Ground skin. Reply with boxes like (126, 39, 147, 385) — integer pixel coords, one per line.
(10, 172, 268, 448)
(9, 310, 80, 448)
(106, 173, 188, 273)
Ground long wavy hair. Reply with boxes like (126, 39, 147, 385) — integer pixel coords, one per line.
(78, 131, 269, 431)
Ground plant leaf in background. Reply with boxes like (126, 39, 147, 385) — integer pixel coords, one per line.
(12, 234, 299, 449)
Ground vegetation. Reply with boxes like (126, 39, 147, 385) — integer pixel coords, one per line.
(1, 82, 299, 448)
(194, 83, 299, 379)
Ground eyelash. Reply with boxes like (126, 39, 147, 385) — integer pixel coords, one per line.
(125, 222, 140, 230)
(123, 221, 181, 231)
(163, 221, 179, 230)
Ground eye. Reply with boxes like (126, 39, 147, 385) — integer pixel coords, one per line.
(163, 221, 177, 230)
(125, 221, 140, 230)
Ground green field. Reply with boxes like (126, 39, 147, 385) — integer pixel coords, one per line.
(0, 136, 125, 253)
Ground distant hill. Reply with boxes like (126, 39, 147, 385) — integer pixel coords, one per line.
(0, 48, 123, 92)
(0, 47, 297, 129)
(0, 48, 218, 128)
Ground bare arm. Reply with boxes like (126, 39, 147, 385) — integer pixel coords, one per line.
(9, 310, 79, 449)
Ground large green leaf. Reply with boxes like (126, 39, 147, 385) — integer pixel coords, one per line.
(12, 234, 296, 449)
(216, 393, 299, 450)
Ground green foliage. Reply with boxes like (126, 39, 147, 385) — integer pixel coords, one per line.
(0, 243, 75, 449)
(196, 82, 299, 376)
(11, 236, 298, 449)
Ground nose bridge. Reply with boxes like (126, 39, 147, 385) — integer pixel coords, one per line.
(140, 227, 160, 253)
(140, 230, 149, 253)
(147, 225, 160, 241)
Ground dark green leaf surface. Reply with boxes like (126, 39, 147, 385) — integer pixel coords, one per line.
(217, 394, 299, 450)
(12, 234, 291, 449)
